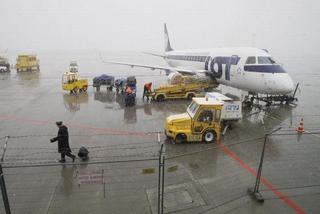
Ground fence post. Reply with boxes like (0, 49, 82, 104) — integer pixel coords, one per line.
(158, 144, 163, 214)
(248, 127, 281, 203)
(0, 163, 11, 214)
(161, 156, 165, 214)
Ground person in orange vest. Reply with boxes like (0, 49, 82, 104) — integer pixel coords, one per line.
(143, 82, 152, 101)
(126, 86, 133, 94)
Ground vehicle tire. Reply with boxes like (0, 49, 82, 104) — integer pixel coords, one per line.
(202, 130, 216, 143)
(187, 93, 195, 100)
(82, 86, 88, 92)
(108, 86, 113, 91)
(175, 133, 187, 144)
(74, 87, 79, 94)
(0, 69, 4, 73)
(156, 94, 165, 102)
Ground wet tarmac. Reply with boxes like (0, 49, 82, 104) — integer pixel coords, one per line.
(0, 50, 320, 214)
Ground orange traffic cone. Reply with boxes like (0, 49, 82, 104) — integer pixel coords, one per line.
(296, 118, 304, 133)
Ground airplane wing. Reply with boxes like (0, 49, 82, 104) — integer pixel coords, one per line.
(104, 60, 206, 75)
(142, 51, 166, 58)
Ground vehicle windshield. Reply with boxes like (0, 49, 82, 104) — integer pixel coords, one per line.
(70, 61, 78, 66)
(62, 75, 68, 84)
(258, 57, 276, 64)
(187, 101, 199, 118)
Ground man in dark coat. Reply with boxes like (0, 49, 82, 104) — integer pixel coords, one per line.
(50, 121, 76, 163)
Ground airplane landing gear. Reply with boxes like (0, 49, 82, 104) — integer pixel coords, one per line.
(243, 83, 299, 107)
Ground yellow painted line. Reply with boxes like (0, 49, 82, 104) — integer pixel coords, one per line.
(167, 165, 178, 173)
(141, 168, 155, 174)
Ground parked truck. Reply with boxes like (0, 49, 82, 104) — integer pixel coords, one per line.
(150, 75, 217, 102)
(164, 92, 242, 144)
(16, 55, 39, 72)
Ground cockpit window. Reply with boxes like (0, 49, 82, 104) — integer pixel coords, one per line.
(258, 57, 276, 64)
(245, 56, 256, 64)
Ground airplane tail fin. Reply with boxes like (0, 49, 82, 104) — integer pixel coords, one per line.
(164, 23, 173, 52)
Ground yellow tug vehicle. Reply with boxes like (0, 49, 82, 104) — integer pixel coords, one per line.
(62, 71, 88, 94)
(16, 54, 40, 72)
(165, 96, 223, 144)
(150, 74, 217, 102)
(165, 92, 242, 144)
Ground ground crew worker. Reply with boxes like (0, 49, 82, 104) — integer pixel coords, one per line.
(50, 121, 76, 163)
(125, 86, 135, 106)
(126, 86, 133, 94)
(143, 82, 152, 101)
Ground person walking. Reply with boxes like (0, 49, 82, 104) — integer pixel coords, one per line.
(50, 121, 76, 163)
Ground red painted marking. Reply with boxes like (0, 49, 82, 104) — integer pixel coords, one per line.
(219, 143, 305, 214)
(0, 115, 155, 138)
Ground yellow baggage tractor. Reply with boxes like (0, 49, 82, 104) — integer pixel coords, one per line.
(16, 54, 40, 72)
(150, 76, 217, 102)
(62, 71, 88, 94)
(164, 96, 223, 144)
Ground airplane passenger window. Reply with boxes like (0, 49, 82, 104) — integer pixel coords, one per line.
(258, 57, 276, 64)
(245, 56, 256, 64)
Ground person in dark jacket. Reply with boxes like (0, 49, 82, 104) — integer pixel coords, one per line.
(50, 121, 76, 163)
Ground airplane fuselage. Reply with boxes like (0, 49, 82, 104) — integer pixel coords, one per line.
(165, 47, 295, 95)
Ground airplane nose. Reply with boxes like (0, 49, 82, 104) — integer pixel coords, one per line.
(283, 75, 295, 94)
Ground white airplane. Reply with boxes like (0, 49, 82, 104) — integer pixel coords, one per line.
(106, 24, 296, 101)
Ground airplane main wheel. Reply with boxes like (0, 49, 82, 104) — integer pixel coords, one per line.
(73, 87, 79, 94)
(203, 130, 216, 143)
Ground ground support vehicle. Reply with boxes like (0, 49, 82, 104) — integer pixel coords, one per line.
(165, 97, 223, 144)
(150, 76, 217, 102)
(0, 56, 10, 73)
(16, 55, 40, 72)
(93, 74, 115, 91)
(164, 92, 242, 144)
(205, 92, 242, 135)
(62, 72, 88, 94)
(115, 78, 126, 93)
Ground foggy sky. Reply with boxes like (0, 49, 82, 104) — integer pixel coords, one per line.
(1, 0, 320, 53)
